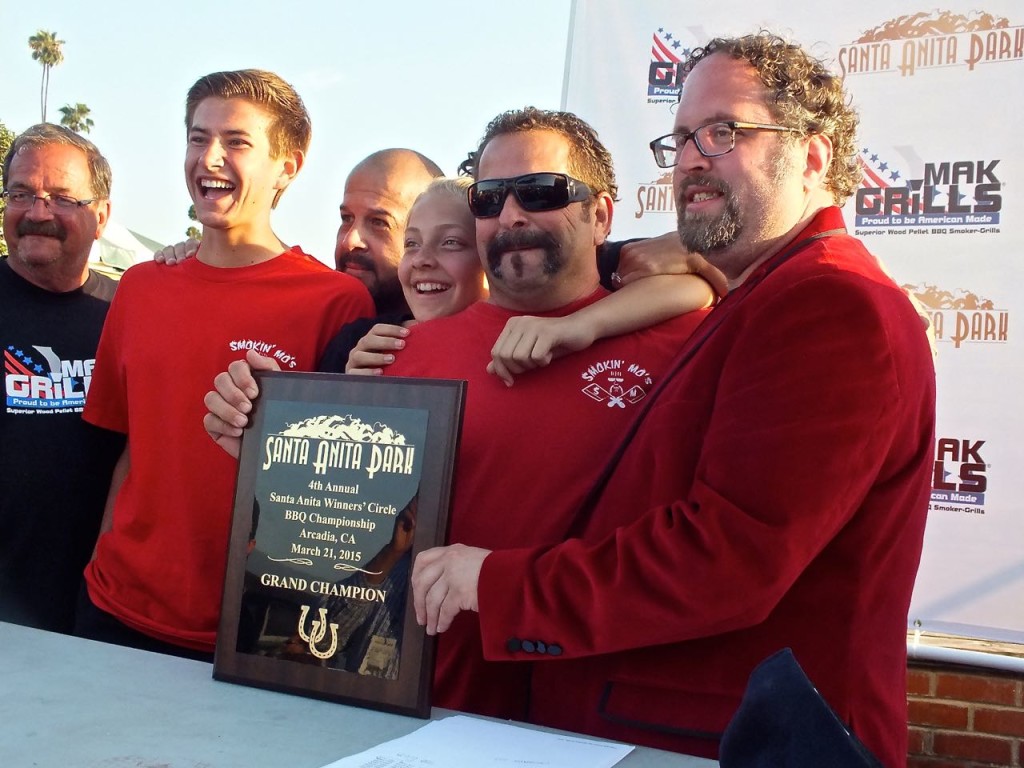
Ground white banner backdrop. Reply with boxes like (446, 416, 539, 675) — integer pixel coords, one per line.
(562, 0, 1024, 642)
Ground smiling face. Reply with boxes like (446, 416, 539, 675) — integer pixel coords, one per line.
(184, 97, 297, 237)
(333, 168, 410, 304)
(3, 143, 110, 291)
(333, 151, 439, 311)
(473, 129, 610, 312)
(672, 53, 810, 281)
(398, 187, 487, 322)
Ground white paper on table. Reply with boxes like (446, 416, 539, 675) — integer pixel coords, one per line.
(320, 714, 635, 768)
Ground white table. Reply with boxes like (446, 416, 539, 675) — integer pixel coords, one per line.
(0, 621, 716, 767)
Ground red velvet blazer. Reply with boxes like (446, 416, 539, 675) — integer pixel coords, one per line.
(479, 207, 936, 767)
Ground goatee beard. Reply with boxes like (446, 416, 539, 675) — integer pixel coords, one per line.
(676, 176, 741, 253)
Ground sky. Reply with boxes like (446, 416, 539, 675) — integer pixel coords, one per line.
(2, 0, 574, 263)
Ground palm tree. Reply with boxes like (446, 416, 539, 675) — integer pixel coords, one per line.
(28, 30, 65, 122)
(186, 206, 202, 241)
(59, 103, 94, 134)
(0, 120, 15, 257)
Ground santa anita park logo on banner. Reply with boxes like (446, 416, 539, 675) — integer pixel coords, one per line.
(837, 10, 1023, 77)
(637, 14, 1020, 223)
(904, 283, 1009, 350)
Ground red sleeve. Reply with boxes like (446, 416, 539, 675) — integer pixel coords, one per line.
(477, 267, 931, 659)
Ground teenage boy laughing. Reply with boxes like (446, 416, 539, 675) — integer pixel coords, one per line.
(76, 70, 373, 661)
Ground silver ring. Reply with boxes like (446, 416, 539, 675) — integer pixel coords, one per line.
(611, 271, 623, 285)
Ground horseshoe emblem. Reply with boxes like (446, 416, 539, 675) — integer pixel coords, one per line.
(297, 605, 339, 660)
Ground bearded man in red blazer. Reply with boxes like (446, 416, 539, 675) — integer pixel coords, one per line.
(412, 32, 935, 768)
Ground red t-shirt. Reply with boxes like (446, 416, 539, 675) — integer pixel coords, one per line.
(84, 248, 373, 651)
(388, 290, 706, 718)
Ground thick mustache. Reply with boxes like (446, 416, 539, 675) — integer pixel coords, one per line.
(17, 219, 66, 240)
(338, 252, 375, 272)
(486, 229, 559, 262)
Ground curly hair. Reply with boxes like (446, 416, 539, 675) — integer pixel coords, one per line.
(470, 107, 618, 201)
(685, 33, 861, 204)
(4, 123, 112, 200)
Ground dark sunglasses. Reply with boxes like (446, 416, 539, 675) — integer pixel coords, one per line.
(467, 173, 592, 218)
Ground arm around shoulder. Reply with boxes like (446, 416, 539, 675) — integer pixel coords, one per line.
(487, 274, 713, 386)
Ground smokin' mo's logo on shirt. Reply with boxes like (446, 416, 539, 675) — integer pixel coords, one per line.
(578, 356, 654, 408)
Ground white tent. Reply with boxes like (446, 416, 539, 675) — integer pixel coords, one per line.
(89, 219, 162, 277)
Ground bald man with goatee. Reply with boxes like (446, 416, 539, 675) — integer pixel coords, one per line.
(333, 149, 443, 315)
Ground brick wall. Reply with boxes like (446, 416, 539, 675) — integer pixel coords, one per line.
(908, 662, 1024, 767)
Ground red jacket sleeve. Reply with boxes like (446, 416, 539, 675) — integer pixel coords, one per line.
(477, 264, 934, 658)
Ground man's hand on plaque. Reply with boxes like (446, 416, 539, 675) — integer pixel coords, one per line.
(411, 544, 490, 635)
(203, 349, 281, 458)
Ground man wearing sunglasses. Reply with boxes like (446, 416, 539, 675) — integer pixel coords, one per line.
(159, 147, 707, 372)
(372, 107, 710, 719)
(411, 34, 935, 766)
(331, 151, 690, 315)
(0, 124, 125, 634)
(205, 107, 710, 718)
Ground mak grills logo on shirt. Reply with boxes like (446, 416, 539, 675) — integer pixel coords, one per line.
(837, 10, 1023, 78)
(905, 283, 1009, 349)
(931, 437, 988, 514)
(578, 357, 654, 408)
(852, 147, 1003, 233)
(4, 344, 93, 414)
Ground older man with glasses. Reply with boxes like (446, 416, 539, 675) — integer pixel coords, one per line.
(0, 124, 125, 634)
(412, 34, 936, 765)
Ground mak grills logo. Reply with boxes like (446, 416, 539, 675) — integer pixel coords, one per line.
(647, 27, 692, 104)
(838, 10, 1023, 77)
(904, 283, 1008, 349)
(853, 146, 1003, 233)
(931, 437, 989, 514)
(5, 344, 93, 414)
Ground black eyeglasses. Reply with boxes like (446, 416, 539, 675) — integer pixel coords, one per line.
(467, 173, 592, 218)
(2, 190, 96, 211)
(649, 121, 798, 167)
